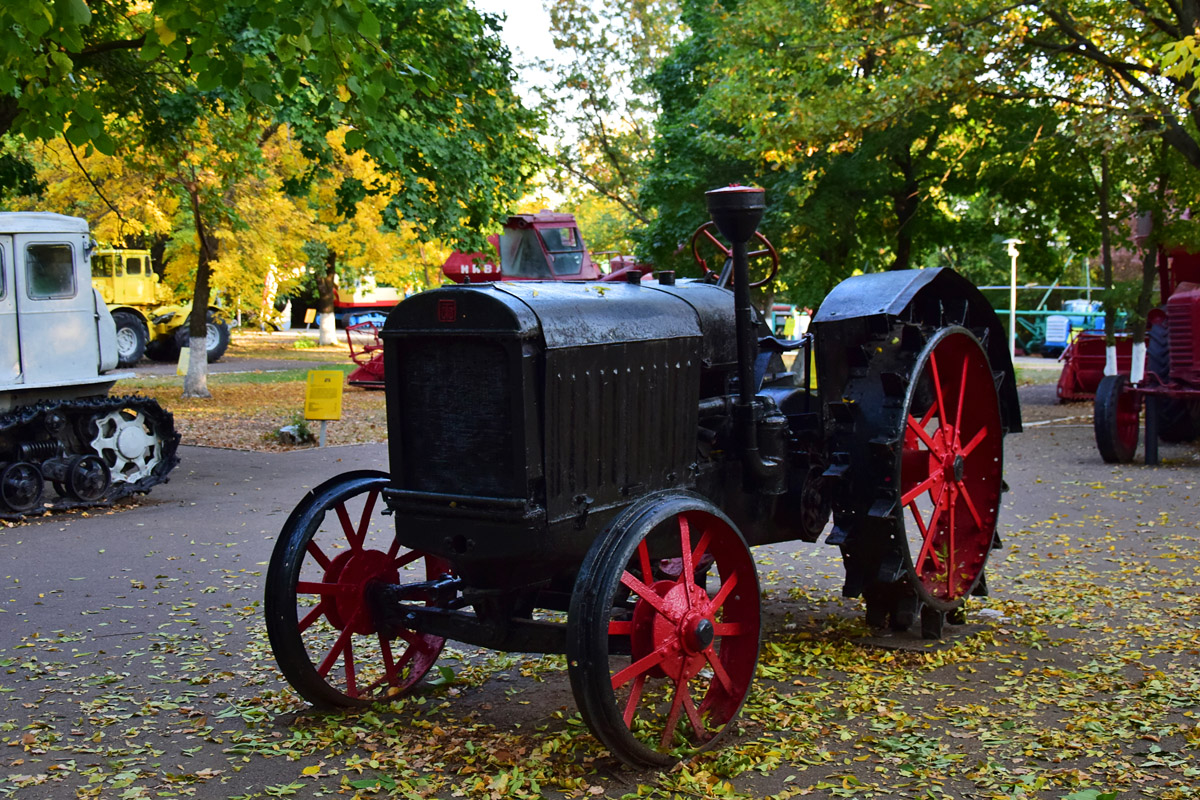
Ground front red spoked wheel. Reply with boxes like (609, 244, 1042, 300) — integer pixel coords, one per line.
(898, 328, 1003, 610)
(568, 496, 760, 767)
(265, 471, 449, 708)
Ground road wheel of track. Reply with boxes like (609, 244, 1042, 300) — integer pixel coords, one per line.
(265, 471, 449, 708)
(112, 312, 148, 367)
(568, 494, 760, 767)
(0, 462, 44, 513)
(1094, 374, 1140, 463)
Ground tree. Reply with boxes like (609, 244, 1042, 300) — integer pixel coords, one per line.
(539, 0, 683, 235)
(1, 0, 541, 395)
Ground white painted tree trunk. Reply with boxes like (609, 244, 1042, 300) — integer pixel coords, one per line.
(182, 337, 211, 398)
(1105, 345, 1118, 377)
(1130, 341, 1146, 384)
(317, 311, 337, 346)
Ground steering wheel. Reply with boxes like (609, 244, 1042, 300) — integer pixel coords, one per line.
(689, 221, 780, 288)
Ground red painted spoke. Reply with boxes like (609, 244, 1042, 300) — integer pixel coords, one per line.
(393, 550, 422, 570)
(959, 482, 986, 529)
(343, 638, 358, 696)
(914, 484, 948, 572)
(317, 622, 355, 679)
(907, 499, 931, 553)
(681, 689, 706, 740)
(901, 468, 943, 507)
(947, 498, 957, 595)
(612, 647, 667, 690)
(747, 247, 771, 259)
(395, 627, 436, 656)
(705, 571, 740, 615)
(386, 537, 401, 560)
(622, 674, 646, 727)
(609, 620, 634, 636)
(702, 228, 731, 256)
(907, 413, 942, 454)
(960, 426, 989, 458)
(361, 636, 397, 695)
(659, 678, 688, 748)
(954, 353, 969, 446)
(712, 621, 745, 636)
(357, 490, 379, 544)
(637, 540, 653, 586)
(620, 572, 674, 620)
(705, 648, 735, 694)
(296, 580, 343, 597)
(679, 515, 694, 593)
(306, 540, 332, 570)
(334, 503, 362, 551)
(298, 602, 326, 633)
(691, 530, 712, 571)
(930, 352, 948, 430)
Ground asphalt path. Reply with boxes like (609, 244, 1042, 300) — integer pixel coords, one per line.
(2, 381, 1199, 798)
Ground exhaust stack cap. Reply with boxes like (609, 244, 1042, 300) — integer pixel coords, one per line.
(705, 184, 765, 244)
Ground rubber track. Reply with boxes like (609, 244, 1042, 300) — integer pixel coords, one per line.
(0, 395, 180, 521)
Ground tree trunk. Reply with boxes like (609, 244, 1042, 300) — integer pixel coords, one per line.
(183, 180, 213, 399)
(889, 166, 919, 271)
(1099, 150, 1117, 375)
(316, 248, 338, 346)
(1132, 161, 1171, 383)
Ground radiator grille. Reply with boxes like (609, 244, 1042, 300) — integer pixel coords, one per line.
(397, 339, 516, 497)
(545, 339, 698, 522)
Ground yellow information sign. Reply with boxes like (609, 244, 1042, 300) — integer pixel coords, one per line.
(176, 346, 190, 377)
(305, 370, 344, 420)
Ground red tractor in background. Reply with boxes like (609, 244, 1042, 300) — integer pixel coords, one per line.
(1094, 246, 1200, 464)
(346, 211, 653, 387)
(346, 212, 781, 387)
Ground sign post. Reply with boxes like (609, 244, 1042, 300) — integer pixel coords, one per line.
(304, 370, 344, 447)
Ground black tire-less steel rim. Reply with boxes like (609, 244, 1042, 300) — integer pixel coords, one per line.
(896, 327, 1003, 610)
(265, 471, 448, 708)
(568, 493, 760, 767)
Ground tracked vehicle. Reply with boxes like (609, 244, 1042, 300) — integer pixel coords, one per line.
(0, 213, 179, 518)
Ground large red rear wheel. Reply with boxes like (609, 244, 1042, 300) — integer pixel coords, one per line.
(898, 328, 1004, 609)
(568, 495, 760, 767)
(265, 472, 449, 707)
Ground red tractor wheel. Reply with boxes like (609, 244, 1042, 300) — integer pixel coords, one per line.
(265, 471, 449, 707)
(568, 495, 760, 767)
(1094, 375, 1140, 463)
(896, 328, 1004, 610)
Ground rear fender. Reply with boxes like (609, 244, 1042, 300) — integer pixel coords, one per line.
(810, 268, 1021, 434)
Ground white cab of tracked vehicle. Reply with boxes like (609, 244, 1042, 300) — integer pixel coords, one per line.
(0, 212, 123, 405)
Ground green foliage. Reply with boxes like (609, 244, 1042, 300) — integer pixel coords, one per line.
(0, 0, 542, 244)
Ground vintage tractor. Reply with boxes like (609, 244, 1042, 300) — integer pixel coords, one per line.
(265, 187, 1020, 766)
(91, 247, 231, 367)
(1094, 246, 1200, 464)
(0, 213, 180, 518)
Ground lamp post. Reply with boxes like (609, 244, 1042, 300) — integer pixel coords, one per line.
(1004, 238, 1023, 359)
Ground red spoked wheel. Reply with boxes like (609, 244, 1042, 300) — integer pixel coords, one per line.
(897, 327, 1003, 610)
(265, 471, 449, 708)
(568, 495, 760, 767)
(688, 221, 779, 288)
(1094, 375, 1140, 463)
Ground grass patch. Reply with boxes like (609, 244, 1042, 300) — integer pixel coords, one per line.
(123, 364, 354, 391)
